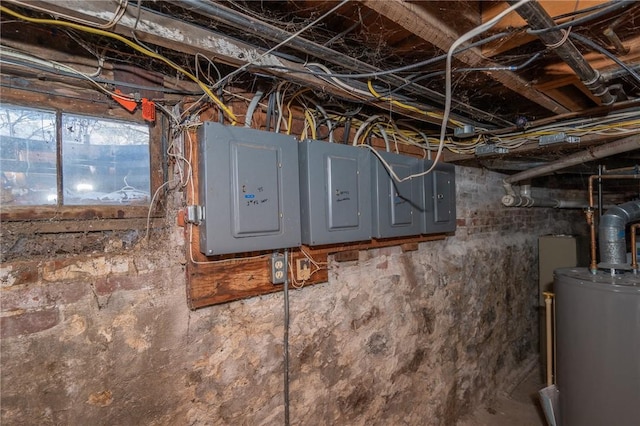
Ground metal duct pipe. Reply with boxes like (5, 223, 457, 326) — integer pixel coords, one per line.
(508, 0, 616, 105)
(504, 134, 640, 184)
(598, 199, 640, 271)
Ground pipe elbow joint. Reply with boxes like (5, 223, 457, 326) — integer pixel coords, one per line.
(598, 200, 640, 269)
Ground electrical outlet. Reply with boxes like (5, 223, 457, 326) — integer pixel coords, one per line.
(270, 253, 287, 284)
(296, 258, 311, 281)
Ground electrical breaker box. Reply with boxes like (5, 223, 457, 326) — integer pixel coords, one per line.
(197, 122, 301, 255)
(371, 150, 425, 238)
(299, 139, 371, 246)
(424, 161, 456, 234)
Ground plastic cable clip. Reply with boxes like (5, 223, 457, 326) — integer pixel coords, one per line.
(142, 99, 156, 122)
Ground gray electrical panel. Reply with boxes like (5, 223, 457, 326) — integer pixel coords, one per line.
(424, 161, 456, 234)
(299, 139, 371, 246)
(371, 151, 425, 238)
(197, 122, 301, 255)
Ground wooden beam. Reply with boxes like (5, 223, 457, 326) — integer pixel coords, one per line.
(359, 0, 569, 115)
(3, 0, 479, 128)
(535, 75, 601, 109)
(3, 0, 362, 101)
(1, 217, 166, 234)
(480, 0, 609, 56)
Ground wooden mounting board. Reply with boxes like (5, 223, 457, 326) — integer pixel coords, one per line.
(186, 232, 444, 309)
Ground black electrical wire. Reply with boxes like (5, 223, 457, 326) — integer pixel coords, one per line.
(384, 51, 546, 98)
(248, 31, 512, 79)
(314, 116, 339, 141)
(569, 32, 640, 86)
(550, 0, 622, 21)
(324, 104, 363, 118)
(342, 117, 351, 144)
(265, 91, 275, 131)
(527, 1, 634, 35)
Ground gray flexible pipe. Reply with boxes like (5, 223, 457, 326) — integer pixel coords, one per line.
(598, 200, 640, 270)
(244, 90, 264, 128)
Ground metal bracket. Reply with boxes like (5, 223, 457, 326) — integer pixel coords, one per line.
(185, 205, 204, 225)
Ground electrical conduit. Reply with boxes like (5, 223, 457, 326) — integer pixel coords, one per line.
(508, 0, 616, 105)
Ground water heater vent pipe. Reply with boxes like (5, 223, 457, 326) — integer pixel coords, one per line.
(598, 199, 640, 271)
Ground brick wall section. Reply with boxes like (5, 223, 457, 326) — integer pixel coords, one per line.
(0, 166, 587, 425)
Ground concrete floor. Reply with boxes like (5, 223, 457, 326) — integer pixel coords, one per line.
(457, 368, 548, 426)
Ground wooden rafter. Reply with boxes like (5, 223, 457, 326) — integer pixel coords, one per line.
(2, 0, 486, 128)
(480, 0, 610, 56)
(359, 0, 570, 115)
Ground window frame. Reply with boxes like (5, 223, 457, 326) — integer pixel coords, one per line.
(0, 87, 165, 222)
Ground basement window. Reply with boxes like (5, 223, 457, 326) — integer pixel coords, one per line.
(1, 102, 156, 219)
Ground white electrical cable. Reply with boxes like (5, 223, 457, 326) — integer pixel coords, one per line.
(350, 0, 533, 183)
(352, 114, 381, 146)
(314, 104, 334, 143)
(375, 123, 391, 152)
(430, 0, 533, 174)
(305, 62, 373, 99)
(245, 90, 264, 127)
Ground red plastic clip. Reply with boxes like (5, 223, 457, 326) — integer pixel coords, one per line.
(141, 98, 156, 122)
(112, 89, 137, 112)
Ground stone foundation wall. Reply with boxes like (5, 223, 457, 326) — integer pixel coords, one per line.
(1, 166, 586, 425)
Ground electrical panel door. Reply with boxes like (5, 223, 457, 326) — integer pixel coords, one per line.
(299, 139, 371, 245)
(371, 150, 424, 238)
(424, 161, 456, 234)
(197, 122, 301, 255)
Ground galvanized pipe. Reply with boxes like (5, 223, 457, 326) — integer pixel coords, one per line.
(504, 134, 640, 184)
(508, 0, 616, 105)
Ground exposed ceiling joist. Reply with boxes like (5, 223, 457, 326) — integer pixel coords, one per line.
(5, 0, 493, 128)
(359, 0, 570, 115)
(6, 1, 321, 87)
(480, 0, 610, 56)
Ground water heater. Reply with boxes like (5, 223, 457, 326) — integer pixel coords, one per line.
(555, 267, 640, 426)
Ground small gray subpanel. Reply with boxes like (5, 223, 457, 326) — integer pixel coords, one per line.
(371, 151, 425, 238)
(299, 140, 372, 246)
(424, 161, 456, 234)
(197, 122, 301, 255)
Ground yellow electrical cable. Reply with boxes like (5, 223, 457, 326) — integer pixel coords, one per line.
(303, 109, 317, 140)
(0, 5, 238, 124)
(367, 80, 464, 127)
(285, 88, 311, 135)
